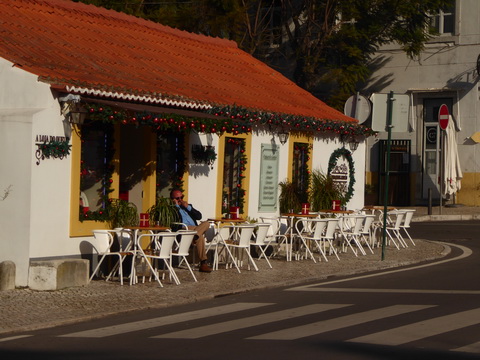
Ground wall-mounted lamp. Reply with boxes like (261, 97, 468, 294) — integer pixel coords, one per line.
(348, 138, 359, 151)
(340, 134, 360, 152)
(69, 107, 88, 125)
(59, 94, 87, 125)
(278, 131, 289, 145)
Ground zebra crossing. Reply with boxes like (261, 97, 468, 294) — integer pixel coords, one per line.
(53, 301, 480, 354)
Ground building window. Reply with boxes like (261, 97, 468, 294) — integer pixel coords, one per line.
(156, 133, 186, 197)
(430, 4, 455, 35)
(292, 142, 310, 203)
(79, 122, 114, 220)
(222, 137, 247, 214)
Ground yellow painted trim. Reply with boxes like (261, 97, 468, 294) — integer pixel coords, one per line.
(182, 133, 190, 198)
(215, 133, 251, 218)
(141, 128, 156, 212)
(287, 134, 313, 182)
(69, 125, 110, 237)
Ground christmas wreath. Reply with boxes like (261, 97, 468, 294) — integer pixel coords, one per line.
(327, 147, 355, 204)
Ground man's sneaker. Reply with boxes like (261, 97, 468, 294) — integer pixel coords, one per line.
(199, 263, 212, 273)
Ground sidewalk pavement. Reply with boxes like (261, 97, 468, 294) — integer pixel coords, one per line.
(0, 206, 477, 336)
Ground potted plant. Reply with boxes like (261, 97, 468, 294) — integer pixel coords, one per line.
(106, 199, 139, 229)
(147, 196, 180, 227)
(278, 180, 302, 213)
(308, 169, 343, 211)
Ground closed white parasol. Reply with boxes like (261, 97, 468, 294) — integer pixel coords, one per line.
(442, 116, 462, 199)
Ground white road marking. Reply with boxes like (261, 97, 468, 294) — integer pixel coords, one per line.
(153, 304, 349, 339)
(348, 307, 480, 346)
(0, 335, 33, 342)
(295, 288, 480, 295)
(60, 302, 272, 338)
(453, 341, 480, 353)
(248, 305, 432, 340)
(287, 242, 471, 292)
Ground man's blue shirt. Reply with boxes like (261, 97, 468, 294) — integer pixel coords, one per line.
(176, 204, 196, 226)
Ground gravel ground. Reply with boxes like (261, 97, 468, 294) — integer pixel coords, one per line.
(0, 239, 447, 335)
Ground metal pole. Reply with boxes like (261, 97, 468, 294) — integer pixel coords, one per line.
(428, 188, 432, 215)
(382, 91, 394, 261)
(440, 129, 444, 215)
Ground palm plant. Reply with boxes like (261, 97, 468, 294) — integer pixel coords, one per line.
(309, 169, 343, 211)
(147, 196, 180, 227)
(278, 180, 302, 214)
(106, 199, 139, 229)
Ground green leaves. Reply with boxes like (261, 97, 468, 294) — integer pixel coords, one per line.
(147, 197, 180, 227)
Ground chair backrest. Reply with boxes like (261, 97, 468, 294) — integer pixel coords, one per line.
(352, 216, 365, 234)
(259, 217, 280, 237)
(398, 209, 415, 228)
(113, 228, 133, 251)
(361, 215, 375, 234)
(92, 230, 114, 253)
(324, 218, 339, 239)
(388, 211, 405, 230)
(236, 225, 256, 247)
(278, 216, 290, 234)
(157, 233, 177, 259)
(253, 223, 271, 245)
(175, 231, 197, 255)
(311, 219, 329, 239)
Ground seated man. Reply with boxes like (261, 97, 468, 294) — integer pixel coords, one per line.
(170, 189, 212, 273)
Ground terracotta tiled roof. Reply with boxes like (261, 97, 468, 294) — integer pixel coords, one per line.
(0, 0, 356, 123)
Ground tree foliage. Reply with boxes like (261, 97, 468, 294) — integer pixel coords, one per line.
(76, 0, 455, 109)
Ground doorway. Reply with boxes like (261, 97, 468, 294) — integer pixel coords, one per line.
(422, 98, 453, 200)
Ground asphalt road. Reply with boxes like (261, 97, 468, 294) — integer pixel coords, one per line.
(0, 221, 479, 359)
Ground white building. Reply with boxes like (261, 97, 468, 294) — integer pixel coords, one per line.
(0, 0, 371, 287)
(362, 0, 480, 207)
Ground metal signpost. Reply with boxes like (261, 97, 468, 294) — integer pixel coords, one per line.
(381, 91, 394, 261)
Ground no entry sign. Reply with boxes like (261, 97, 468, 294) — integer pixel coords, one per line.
(438, 104, 449, 130)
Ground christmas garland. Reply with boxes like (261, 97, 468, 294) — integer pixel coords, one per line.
(191, 145, 217, 168)
(327, 147, 355, 204)
(84, 103, 376, 138)
(206, 104, 376, 137)
(35, 140, 71, 165)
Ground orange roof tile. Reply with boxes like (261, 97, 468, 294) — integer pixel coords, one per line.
(0, 0, 356, 123)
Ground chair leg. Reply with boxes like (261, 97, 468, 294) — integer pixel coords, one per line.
(89, 253, 108, 283)
(182, 257, 198, 282)
(403, 228, 416, 246)
(256, 246, 272, 268)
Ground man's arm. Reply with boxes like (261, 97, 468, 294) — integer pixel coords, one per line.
(186, 205, 202, 221)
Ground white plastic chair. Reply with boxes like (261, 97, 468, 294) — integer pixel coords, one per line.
(398, 209, 416, 246)
(384, 210, 408, 249)
(323, 218, 341, 260)
(294, 219, 317, 262)
(339, 215, 367, 256)
(359, 215, 375, 254)
(222, 224, 258, 272)
(207, 222, 237, 271)
(297, 218, 329, 262)
(250, 223, 273, 268)
(172, 230, 198, 282)
(89, 229, 134, 285)
(134, 232, 179, 287)
(259, 217, 288, 261)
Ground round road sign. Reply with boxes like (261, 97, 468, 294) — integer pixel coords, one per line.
(438, 104, 449, 130)
(344, 94, 371, 123)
